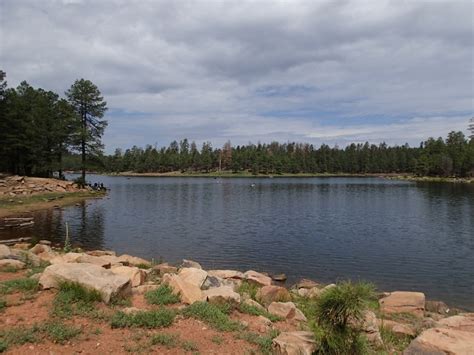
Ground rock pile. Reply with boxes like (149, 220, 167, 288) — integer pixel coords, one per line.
(0, 175, 88, 196)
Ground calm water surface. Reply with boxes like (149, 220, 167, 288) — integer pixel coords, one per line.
(2, 176, 473, 310)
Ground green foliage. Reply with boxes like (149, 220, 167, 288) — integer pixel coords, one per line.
(0, 299, 6, 311)
(110, 309, 175, 329)
(379, 326, 413, 352)
(237, 281, 259, 300)
(211, 335, 224, 344)
(52, 281, 102, 318)
(236, 330, 280, 354)
(145, 285, 180, 305)
(181, 340, 199, 351)
(0, 325, 40, 352)
(43, 321, 82, 344)
(182, 301, 241, 331)
(150, 333, 179, 348)
(238, 303, 282, 322)
(0, 278, 39, 295)
(314, 281, 376, 355)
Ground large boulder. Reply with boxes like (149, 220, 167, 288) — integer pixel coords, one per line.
(29, 244, 57, 261)
(437, 313, 474, 332)
(0, 244, 12, 258)
(49, 253, 113, 268)
(377, 319, 416, 337)
(352, 310, 383, 347)
(272, 331, 317, 355)
(380, 291, 425, 318)
(178, 267, 208, 288)
(268, 302, 307, 322)
(296, 279, 320, 289)
(181, 259, 202, 269)
(117, 254, 151, 267)
(39, 262, 131, 303)
(0, 259, 25, 270)
(110, 265, 146, 287)
(208, 269, 244, 280)
(244, 270, 272, 287)
(203, 286, 241, 306)
(162, 273, 203, 304)
(153, 263, 178, 276)
(256, 285, 291, 306)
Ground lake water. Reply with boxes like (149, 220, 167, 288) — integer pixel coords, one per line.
(2, 175, 473, 310)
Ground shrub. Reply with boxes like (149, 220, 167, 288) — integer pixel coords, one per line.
(145, 285, 180, 305)
(314, 281, 376, 354)
(182, 301, 241, 331)
(110, 309, 175, 329)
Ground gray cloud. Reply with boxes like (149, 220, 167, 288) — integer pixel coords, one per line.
(1, 0, 472, 152)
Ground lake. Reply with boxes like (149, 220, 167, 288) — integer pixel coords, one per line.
(2, 175, 473, 310)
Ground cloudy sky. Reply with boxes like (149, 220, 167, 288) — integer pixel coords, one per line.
(1, 0, 472, 152)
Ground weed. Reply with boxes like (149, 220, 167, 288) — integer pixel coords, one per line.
(237, 281, 259, 300)
(150, 333, 179, 348)
(182, 340, 198, 351)
(0, 278, 39, 295)
(92, 328, 102, 335)
(182, 301, 241, 332)
(110, 309, 175, 329)
(43, 321, 82, 344)
(145, 285, 180, 305)
(135, 263, 151, 270)
(238, 303, 282, 322)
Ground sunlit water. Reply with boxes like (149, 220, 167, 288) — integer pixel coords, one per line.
(2, 175, 473, 310)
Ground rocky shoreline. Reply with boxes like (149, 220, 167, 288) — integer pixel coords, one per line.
(1, 241, 473, 354)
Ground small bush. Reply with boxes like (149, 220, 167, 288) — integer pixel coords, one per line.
(237, 281, 259, 300)
(145, 285, 180, 305)
(238, 303, 282, 322)
(150, 333, 179, 348)
(43, 321, 82, 344)
(135, 263, 151, 270)
(110, 309, 175, 329)
(182, 301, 241, 331)
(0, 278, 39, 295)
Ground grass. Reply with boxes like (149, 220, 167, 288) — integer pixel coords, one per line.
(135, 263, 151, 269)
(150, 333, 179, 348)
(145, 285, 180, 305)
(110, 309, 175, 329)
(0, 266, 20, 273)
(43, 321, 82, 344)
(0, 299, 6, 311)
(236, 330, 280, 354)
(52, 281, 102, 319)
(379, 326, 413, 353)
(238, 303, 282, 322)
(211, 335, 224, 345)
(26, 261, 50, 276)
(181, 340, 198, 351)
(0, 325, 39, 351)
(237, 281, 260, 300)
(182, 301, 241, 332)
(0, 277, 39, 295)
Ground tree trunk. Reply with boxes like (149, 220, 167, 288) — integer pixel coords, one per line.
(81, 108, 86, 183)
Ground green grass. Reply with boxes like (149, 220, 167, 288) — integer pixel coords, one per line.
(110, 309, 175, 329)
(43, 321, 82, 344)
(0, 325, 40, 351)
(0, 266, 20, 273)
(237, 281, 260, 300)
(0, 299, 6, 311)
(0, 278, 39, 295)
(135, 263, 151, 269)
(26, 261, 50, 276)
(150, 333, 179, 348)
(236, 330, 280, 354)
(238, 303, 282, 322)
(182, 301, 241, 332)
(379, 326, 413, 353)
(52, 281, 102, 319)
(211, 335, 224, 345)
(181, 340, 198, 351)
(145, 285, 180, 305)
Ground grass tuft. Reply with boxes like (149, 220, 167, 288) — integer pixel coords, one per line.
(238, 303, 282, 322)
(110, 309, 175, 329)
(181, 340, 198, 351)
(237, 281, 259, 300)
(182, 301, 241, 332)
(0, 278, 39, 295)
(52, 281, 102, 319)
(150, 333, 179, 348)
(145, 285, 180, 305)
(237, 330, 280, 354)
(43, 321, 82, 344)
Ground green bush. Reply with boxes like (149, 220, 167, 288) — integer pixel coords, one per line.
(110, 309, 175, 329)
(145, 285, 180, 305)
(182, 301, 241, 331)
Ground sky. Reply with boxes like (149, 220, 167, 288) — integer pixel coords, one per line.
(1, 0, 473, 153)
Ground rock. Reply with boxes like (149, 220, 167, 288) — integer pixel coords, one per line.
(132, 284, 159, 295)
(29, 273, 41, 281)
(437, 313, 474, 332)
(162, 273, 203, 304)
(117, 254, 151, 267)
(29, 244, 52, 255)
(39, 240, 51, 245)
(255, 315, 272, 333)
(122, 307, 141, 314)
(256, 285, 291, 306)
(272, 273, 287, 282)
(208, 269, 244, 279)
(425, 300, 450, 315)
(111, 265, 146, 287)
(9, 249, 41, 267)
(404, 327, 474, 354)
(0, 259, 26, 270)
(244, 270, 272, 287)
(153, 263, 178, 276)
(322, 283, 336, 292)
(0, 244, 11, 258)
(201, 275, 232, 290)
(380, 291, 425, 318)
(272, 331, 317, 355)
(352, 310, 383, 347)
(39, 262, 132, 303)
(243, 298, 266, 311)
(268, 302, 307, 322)
(178, 267, 208, 288)
(377, 319, 416, 337)
(296, 279, 320, 289)
(86, 250, 116, 257)
(203, 286, 241, 306)
(307, 287, 323, 299)
(12, 243, 31, 250)
(297, 288, 309, 297)
(181, 259, 202, 269)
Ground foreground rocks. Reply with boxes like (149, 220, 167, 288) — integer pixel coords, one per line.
(380, 291, 426, 318)
(0, 175, 88, 196)
(39, 263, 132, 303)
(272, 331, 317, 355)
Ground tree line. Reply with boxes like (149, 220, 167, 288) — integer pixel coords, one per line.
(0, 71, 107, 182)
(1, 71, 473, 179)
